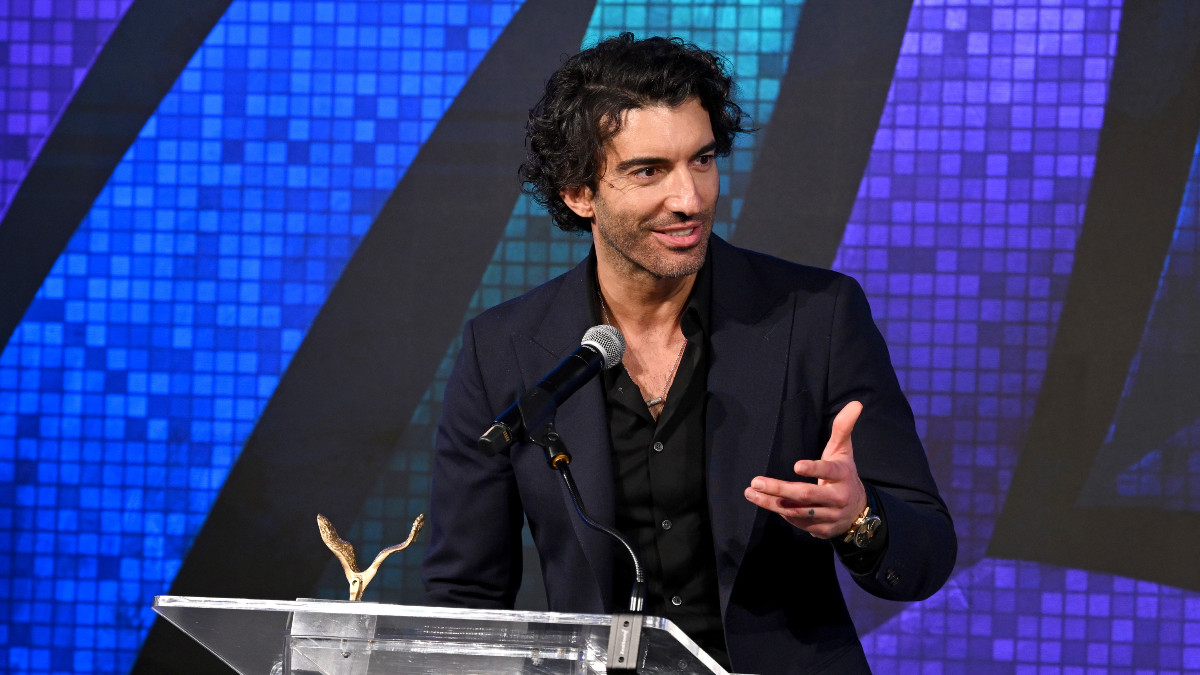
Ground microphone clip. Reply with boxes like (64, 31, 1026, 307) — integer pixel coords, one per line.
(518, 387, 572, 469)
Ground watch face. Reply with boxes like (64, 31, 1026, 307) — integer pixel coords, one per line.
(854, 515, 881, 548)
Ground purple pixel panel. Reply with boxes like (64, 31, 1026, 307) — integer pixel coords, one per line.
(837, 2, 1200, 672)
(0, 0, 136, 216)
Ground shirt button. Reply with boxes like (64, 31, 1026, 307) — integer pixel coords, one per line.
(652, 441, 664, 453)
(671, 596, 682, 606)
(661, 519, 672, 531)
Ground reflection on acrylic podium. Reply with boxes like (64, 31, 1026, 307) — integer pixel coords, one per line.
(152, 596, 733, 674)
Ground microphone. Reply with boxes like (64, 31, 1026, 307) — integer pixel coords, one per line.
(478, 324, 625, 454)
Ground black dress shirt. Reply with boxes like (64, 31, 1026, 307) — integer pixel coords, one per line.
(587, 254, 730, 668)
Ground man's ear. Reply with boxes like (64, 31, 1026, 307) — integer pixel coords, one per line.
(561, 186, 595, 219)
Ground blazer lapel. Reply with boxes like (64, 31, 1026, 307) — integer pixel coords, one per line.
(510, 256, 616, 606)
(705, 238, 792, 603)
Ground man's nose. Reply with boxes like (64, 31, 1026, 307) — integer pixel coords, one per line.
(664, 169, 703, 215)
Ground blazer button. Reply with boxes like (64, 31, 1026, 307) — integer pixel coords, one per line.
(885, 569, 901, 586)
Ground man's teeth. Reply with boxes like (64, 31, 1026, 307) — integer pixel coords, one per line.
(666, 228, 695, 237)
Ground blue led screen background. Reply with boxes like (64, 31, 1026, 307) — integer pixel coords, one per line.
(1, 0, 1199, 673)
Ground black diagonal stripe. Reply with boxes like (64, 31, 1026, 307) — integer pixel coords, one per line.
(0, 0, 234, 350)
(729, 0, 915, 635)
(730, 0, 913, 268)
(990, 1, 1200, 590)
(133, 1, 598, 672)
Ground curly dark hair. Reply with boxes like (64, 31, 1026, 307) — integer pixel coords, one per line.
(520, 33, 750, 232)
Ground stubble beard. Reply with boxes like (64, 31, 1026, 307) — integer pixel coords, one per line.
(593, 208, 715, 282)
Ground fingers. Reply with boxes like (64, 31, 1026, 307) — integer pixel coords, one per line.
(743, 479, 849, 538)
(792, 458, 851, 483)
(745, 476, 853, 511)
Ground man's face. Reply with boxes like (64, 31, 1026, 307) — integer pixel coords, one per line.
(563, 98, 719, 283)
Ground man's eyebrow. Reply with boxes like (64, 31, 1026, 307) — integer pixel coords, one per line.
(614, 155, 668, 173)
(613, 141, 718, 174)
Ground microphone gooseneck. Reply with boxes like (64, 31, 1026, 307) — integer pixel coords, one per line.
(557, 457, 646, 612)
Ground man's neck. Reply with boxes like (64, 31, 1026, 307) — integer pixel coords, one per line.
(596, 263, 695, 338)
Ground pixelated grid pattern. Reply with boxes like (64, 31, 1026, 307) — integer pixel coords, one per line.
(4, 0, 1200, 673)
(0, 0, 136, 217)
(314, 0, 811, 604)
(0, 1, 522, 672)
(1098, 140, 1200, 512)
(836, 1, 1200, 672)
(836, 0, 1118, 564)
(863, 559, 1200, 674)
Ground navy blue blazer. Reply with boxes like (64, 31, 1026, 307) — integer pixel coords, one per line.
(423, 236, 956, 673)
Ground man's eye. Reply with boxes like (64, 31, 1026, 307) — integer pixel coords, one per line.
(695, 154, 715, 166)
(634, 167, 659, 178)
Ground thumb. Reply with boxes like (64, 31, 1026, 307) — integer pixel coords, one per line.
(824, 401, 863, 458)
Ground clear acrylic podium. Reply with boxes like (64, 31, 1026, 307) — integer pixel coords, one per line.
(153, 596, 732, 674)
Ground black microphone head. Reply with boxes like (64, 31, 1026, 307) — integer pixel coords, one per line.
(582, 324, 624, 370)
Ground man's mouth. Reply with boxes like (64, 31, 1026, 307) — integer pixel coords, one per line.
(651, 224, 705, 248)
(664, 227, 696, 238)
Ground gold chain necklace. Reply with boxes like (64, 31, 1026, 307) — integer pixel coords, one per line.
(597, 287, 687, 409)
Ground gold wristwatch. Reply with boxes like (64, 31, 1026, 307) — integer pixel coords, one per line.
(842, 504, 882, 549)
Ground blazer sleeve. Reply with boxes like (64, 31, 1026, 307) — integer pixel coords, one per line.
(825, 274, 957, 601)
(421, 318, 526, 609)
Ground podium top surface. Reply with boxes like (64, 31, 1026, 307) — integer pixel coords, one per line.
(155, 594, 628, 626)
(153, 595, 732, 675)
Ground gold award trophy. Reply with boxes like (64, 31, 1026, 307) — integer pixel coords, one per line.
(317, 513, 425, 601)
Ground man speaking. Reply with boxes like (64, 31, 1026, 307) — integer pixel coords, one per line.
(423, 33, 956, 673)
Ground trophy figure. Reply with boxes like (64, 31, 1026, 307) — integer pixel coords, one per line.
(317, 513, 425, 601)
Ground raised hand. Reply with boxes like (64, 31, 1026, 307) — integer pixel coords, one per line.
(743, 401, 867, 539)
